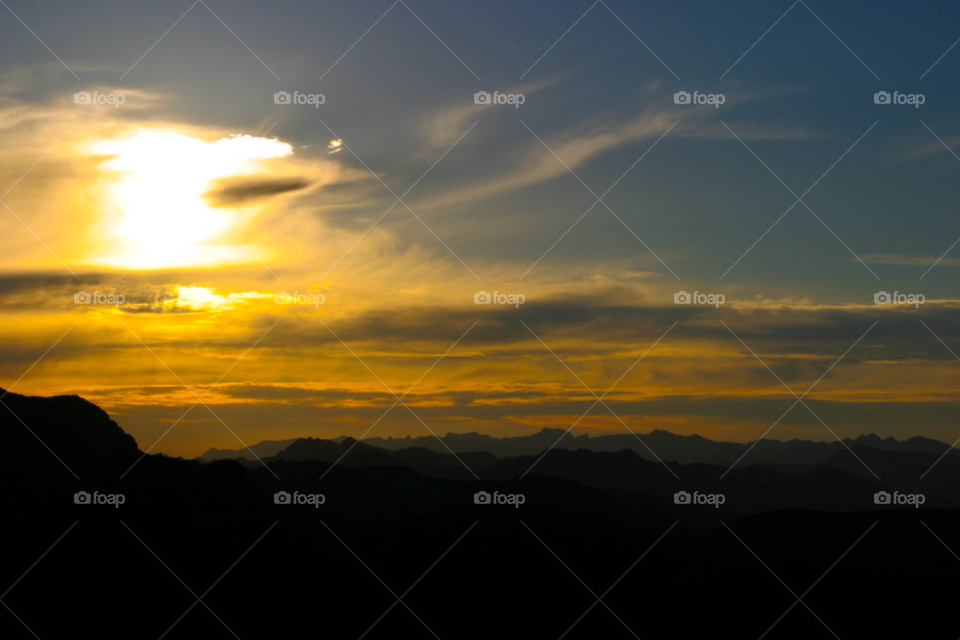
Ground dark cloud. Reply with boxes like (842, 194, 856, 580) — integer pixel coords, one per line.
(262, 296, 960, 375)
(0, 272, 109, 294)
(267, 290, 960, 357)
(204, 176, 313, 206)
(3, 272, 959, 376)
(0, 273, 179, 313)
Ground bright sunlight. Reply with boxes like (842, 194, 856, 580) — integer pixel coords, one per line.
(90, 130, 293, 269)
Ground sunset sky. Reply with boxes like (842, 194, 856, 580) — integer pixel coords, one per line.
(1, 0, 959, 458)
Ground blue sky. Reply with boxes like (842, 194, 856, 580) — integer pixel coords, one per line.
(5, 0, 960, 297)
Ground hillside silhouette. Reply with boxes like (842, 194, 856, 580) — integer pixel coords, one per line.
(2, 389, 960, 638)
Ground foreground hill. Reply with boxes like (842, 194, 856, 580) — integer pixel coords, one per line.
(2, 389, 958, 638)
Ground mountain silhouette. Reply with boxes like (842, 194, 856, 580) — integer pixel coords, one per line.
(200, 437, 300, 461)
(0, 388, 139, 475)
(3, 390, 959, 638)
(271, 436, 497, 479)
(203, 427, 960, 467)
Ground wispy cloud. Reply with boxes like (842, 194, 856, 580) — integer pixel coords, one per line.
(860, 253, 960, 267)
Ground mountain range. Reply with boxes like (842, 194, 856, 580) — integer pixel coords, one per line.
(200, 425, 959, 467)
(3, 388, 960, 639)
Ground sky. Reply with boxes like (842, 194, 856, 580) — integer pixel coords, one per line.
(1, 0, 959, 458)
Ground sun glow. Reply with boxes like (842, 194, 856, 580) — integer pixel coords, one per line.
(91, 131, 293, 269)
(167, 286, 269, 311)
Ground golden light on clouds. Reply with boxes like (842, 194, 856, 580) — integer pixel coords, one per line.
(89, 131, 295, 270)
(168, 285, 269, 311)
